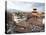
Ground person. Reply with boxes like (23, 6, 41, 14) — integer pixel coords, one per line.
(27, 8, 38, 21)
(32, 8, 38, 20)
(32, 8, 38, 16)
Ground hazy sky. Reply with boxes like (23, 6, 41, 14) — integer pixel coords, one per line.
(7, 1, 45, 12)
